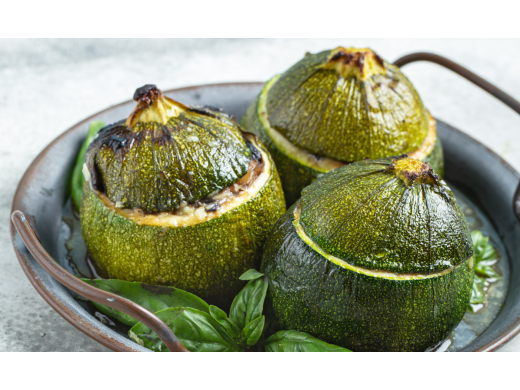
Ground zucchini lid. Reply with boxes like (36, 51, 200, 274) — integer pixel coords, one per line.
(299, 156, 473, 273)
(88, 133, 276, 228)
(265, 47, 430, 162)
(85, 85, 252, 213)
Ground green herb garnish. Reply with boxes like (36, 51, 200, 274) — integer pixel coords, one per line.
(71, 120, 106, 210)
(130, 307, 241, 352)
(81, 279, 209, 326)
(128, 270, 269, 351)
(264, 330, 351, 352)
(85, 269, 350, 352)
(468, 230, 501, 312)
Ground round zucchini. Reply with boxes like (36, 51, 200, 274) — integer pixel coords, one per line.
(82, 134, 285, 308)
(261, 156, 473, 351)
(241, 48, 444, 206)
(80, 85, 286, 308)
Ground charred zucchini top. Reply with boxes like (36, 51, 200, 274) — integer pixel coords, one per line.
(85, 85, 251, 212)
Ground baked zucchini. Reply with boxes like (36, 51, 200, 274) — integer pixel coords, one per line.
(241, 48, 444, 206)
(261, 156, 473, 351)
(80, 85, 286, 307)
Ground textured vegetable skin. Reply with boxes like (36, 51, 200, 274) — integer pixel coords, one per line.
(80, 137, 285, 309)
(265, 48, 429, 162)
(86, 96, 252, 213)
(261, 203, 474, 352)
(241, 93, 444, 207)
(299, 158, 471, 273)
(241, 95, 319, 207)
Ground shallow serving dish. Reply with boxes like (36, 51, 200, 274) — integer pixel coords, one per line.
(10, 55, 520, 352)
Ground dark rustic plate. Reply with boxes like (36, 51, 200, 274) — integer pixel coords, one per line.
(10, 82, 520, 352)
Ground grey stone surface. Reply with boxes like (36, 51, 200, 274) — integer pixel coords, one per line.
(1, 39, 519, 352)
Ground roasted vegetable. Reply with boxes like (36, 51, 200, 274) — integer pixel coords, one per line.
(80, 85, 285, 307)
(241, 47, 444, 206)
(261, 156, 473, 351)
(85, 85, 252, 213)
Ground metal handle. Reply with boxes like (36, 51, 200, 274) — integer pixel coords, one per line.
(393, 52, 520, 222)
(11, 210, 189, 353)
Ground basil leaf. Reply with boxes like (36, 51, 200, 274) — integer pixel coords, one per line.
(82, 279, 209, 326)
(71, 120, 105, 210)
(129, 307, 241, 352)
(468, 231, 501, 312)
(472, 230, 497, 263)
(470, 275, 486, 305)
(239, 269, 264, 281)
(243, 315, 265, 346)
(476, 264, 502, 280)
(471, 230, 487, 254)
(229, 276, 268, 330)
(471, 231, 501, 280)
(481, 244, 497, 262)
(209, 305, 241, 339)
(264, 330, 351, 352)
(478, 259, 497, 267)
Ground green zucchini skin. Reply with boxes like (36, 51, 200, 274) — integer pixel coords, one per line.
(241, 94, 444, 207)
(81, 139, 286, 309)
(299, 158, 469, 273)
(266, 49, 429, 161)
(261, 203, 474, 352)
(86, 106, 251, 213)
(241, 95, 318, 207)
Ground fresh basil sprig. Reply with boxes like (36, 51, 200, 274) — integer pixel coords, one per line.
(127, 269, 268, 352)
(229, 272, 268, 330)
(472, 231, 501, 279)
(239, 269, 265, 281)
(81, 279, 209, 326)
(208, 305, 242, 340)
(468, 230, 501, 311)
(71, 120, 106, 210)
(86, 269, 350, 352)
(264, 330, 351, 352)
(243, 315, 265, 347)
(129, 307, 241, 352)
(470, 275, 486, 305)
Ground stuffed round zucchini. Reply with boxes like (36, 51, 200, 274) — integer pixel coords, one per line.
(261, 156, 473, 351)
(80, 85, 286, 307)
(241, 47, 443, 206)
